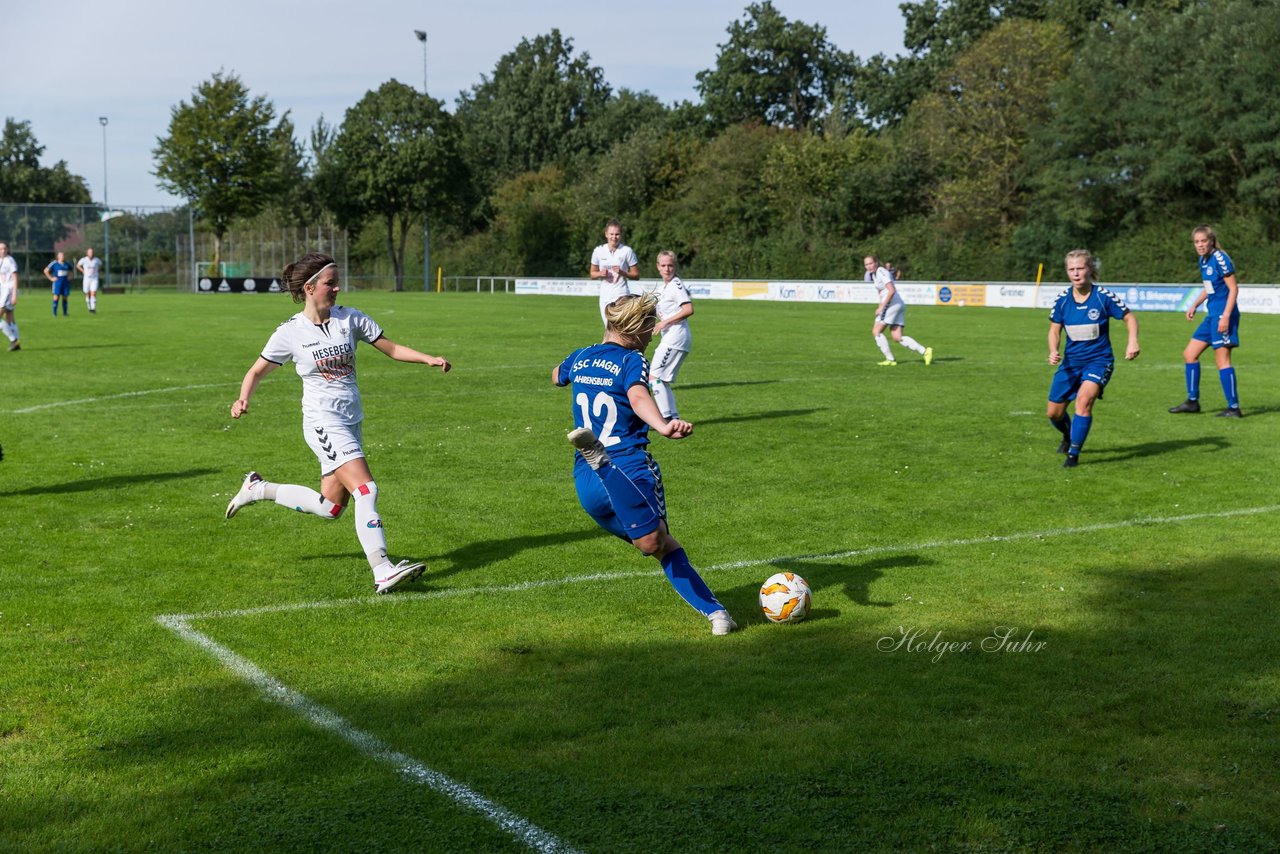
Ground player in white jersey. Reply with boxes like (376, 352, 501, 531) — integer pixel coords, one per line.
(0, 242, 20, 351)
(649, 251, 694, 419)
(864, 255, 932, 366)
(76, 247, 102, 313)
(589, 219, 639, 325)
(225, 252, 452, 594)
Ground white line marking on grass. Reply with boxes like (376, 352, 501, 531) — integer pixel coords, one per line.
(155, 614, 582, 854)
(167, 504, 1280, 623)
(12, 383, 234, 414)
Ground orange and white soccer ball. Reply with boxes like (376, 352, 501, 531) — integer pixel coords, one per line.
(759, 571, 811, 623)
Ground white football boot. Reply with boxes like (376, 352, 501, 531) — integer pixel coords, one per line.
(225, 471, 264, 519)
(567, 427, 612, 470)
(374, 560, 425, 594)
(709, 610, 738, 636)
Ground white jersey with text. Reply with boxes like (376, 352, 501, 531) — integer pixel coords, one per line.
(655, 275, 693, 351)
(872, 266, 904, 310)
(260, 305, 384, 426)
(591, 242, 638, 306)
(78, 256, 102, 286)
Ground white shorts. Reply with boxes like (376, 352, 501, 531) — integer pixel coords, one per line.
(0, 286, 14, 311)
(649, 341, 688, 383)
(304, 420, 365, 476)
(877, 302, 906, 327)
(83, 280, 99, 294)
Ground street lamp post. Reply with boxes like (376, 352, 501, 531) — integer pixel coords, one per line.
(99, 116, 109, 289)
(415, 29, 431, 292)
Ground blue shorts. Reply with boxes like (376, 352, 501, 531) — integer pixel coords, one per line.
(574, 450, 666, 542)
(1192, 311, 1240, 349)
(1048, 360, 1113, 404)
(52, 280, 70, 297)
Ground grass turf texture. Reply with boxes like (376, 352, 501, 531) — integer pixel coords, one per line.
(2, 292, 1278, 852)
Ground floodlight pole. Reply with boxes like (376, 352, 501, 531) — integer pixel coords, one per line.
(99, 116, 110, 288)
(415, 29, 431, 292)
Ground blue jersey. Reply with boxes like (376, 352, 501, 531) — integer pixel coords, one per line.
(556, 342, 650, 455)
(48, 260, 71, 283)
(1049, 285, 1129, 365)
(1198, 249, 1235, 315)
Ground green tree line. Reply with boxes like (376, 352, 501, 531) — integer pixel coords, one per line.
(7, 0, 1280, 285)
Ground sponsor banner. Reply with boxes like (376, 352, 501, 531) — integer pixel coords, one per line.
(935, 284, 986, 306)
(198, 277, 280, 294)
(511, 278, 1280, 313)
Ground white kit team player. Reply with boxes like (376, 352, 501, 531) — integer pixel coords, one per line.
(77, 247, 102, 313)
(0, 242, 19, 351)
(589, 219, 639, 325)
(225, 252, 452, 594)
(864, 255, 933, 366)
(649, 251, 694, 419)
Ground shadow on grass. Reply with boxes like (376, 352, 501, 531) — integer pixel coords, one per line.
(697, 408, 823, 426)
(681, 379, 780, 391)
(1091, 435, 1230, 463)
(718, 555, 922, 623)
(1, 468, 219, 497)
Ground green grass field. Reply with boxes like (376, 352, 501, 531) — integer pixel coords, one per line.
(3, 291, 1278, 852)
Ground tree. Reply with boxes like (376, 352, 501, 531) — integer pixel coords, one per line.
(317, 80, 465, 291)
(906, 19, 1072, 240)
(456, 30, 611, 199)
(153, 71, 298, 270)
(0, 118, 92, 204)
(696, 2, 854, 130)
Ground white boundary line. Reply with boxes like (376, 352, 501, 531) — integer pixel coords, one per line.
(155, 503, 1277, 851)
(155, 614, 581, 854)
(11, 383, 234, 414)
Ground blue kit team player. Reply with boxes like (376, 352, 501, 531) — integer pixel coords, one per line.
(1047, 249, 1140, 469)
(1169, 225, 1243, 417)
(44, 251, 72, 316)
(554, 293, 737, 635)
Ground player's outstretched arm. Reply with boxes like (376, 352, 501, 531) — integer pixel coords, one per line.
(372, 337, 451, 372)
(626, 383, 693, 439)
(1123, 312, 1140, 360)
(231, 357, 278, 418)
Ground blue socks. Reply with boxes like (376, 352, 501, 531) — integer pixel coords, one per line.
(1068, 415, 1093, 457)
(1219, 367, 1239, 409)
(660, 548, 723, 616)
(1185, 362, 1200, 401)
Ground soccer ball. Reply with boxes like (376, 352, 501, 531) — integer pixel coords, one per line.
(759, 571, 811, 624)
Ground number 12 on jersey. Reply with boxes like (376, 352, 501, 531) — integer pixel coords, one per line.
(576, 391, 621, 447)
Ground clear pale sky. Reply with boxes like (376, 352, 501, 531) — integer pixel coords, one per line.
(3, 0, 907, 208)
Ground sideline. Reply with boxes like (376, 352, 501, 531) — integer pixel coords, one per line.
(11, 383, 234, 414)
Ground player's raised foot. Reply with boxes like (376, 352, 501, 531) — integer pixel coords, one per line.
(374, 560, 425, 594)
(1216, 407, 1244, 418)
(708, 610, 738, 636)
(1168, 399, 1201, 414)
(877, 360, 897, 367)
(225, 471, 264, 519)
(924, 347, 934, 366)
(1056, 438, 1070, 454)
(568, 426, 612, 470)
(1062, 455, 1079, 469)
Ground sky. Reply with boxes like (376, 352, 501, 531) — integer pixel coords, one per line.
(3, 0, 908, 208)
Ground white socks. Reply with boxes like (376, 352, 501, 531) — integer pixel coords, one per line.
(352, 481, 389, 570)
(0, 319, 16, 342)
(875, 334, 894, 360)
(900, 336, 926, 355)
(650, 380, 678, 419)
(263, 482, 343, 518)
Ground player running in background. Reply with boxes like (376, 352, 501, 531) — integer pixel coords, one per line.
(225, 252, 452, 594)
(44, 251, 72, 317)
(588, 219, 639, 326)
(0, 241, 20, 351)
(76, 247, 101, 314)
(1168, 225, 1243, 417)
(649, 251, 693, 419)
(1047, 249, 1140, 468)
(864, 255, 932, 366)
(554, 294, 738, 636)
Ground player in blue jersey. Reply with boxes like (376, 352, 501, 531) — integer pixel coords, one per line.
(1168, 225, 1243, 417)
(553, 293, 738, 636)
(44, 252, 72, 317)
(1046, 250, 1140, 468)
